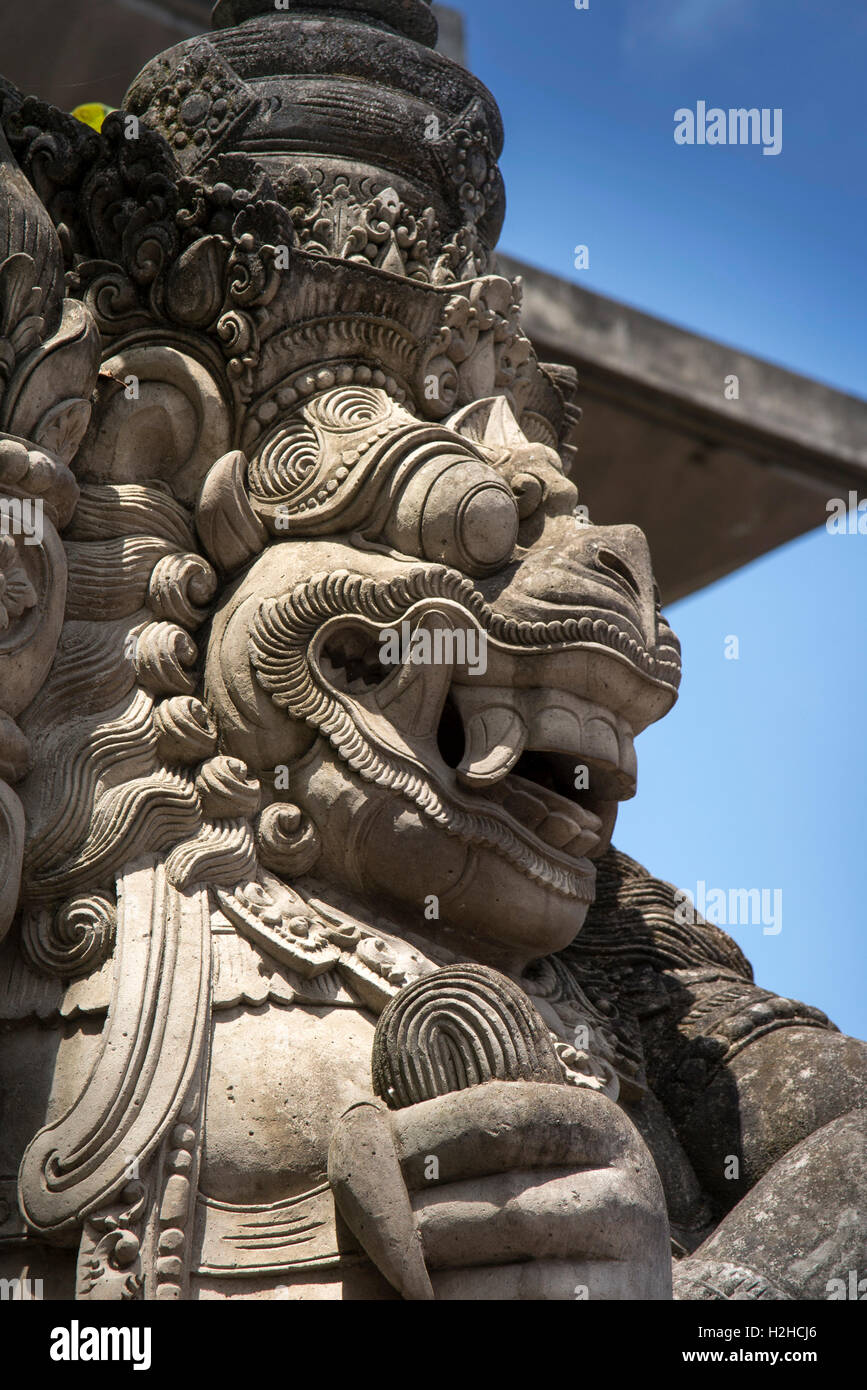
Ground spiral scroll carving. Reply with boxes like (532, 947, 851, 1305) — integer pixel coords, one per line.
(256, 802, 321, 875)
(247, 419, 319, 502)
(195, 755, 261, 819)
(134, 622, 198, 695)
(148, 552, 218, 629)
(372, 963, 565, 1109)
(153, 696, 218, 765)
(305, 386, 393, 432)
(21, 893, 117, 979)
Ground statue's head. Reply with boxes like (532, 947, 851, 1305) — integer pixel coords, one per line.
(203, 381, 680, 961)
(14, 0, 680, 968)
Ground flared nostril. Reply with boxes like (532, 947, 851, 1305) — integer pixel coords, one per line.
(595, 547, 642, 599)
(590, 525, 659, 647)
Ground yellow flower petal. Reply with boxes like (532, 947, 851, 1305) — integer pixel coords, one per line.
(71, 102, 115, 133)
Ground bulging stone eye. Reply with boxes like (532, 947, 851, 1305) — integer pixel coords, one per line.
(382, 454, 519, 576)
(451, 476, 521, 572)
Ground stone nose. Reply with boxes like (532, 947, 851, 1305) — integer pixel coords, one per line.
(521, 517, 659, 648)
(587, 523, 659, 646)
(482, 515, 663, 652)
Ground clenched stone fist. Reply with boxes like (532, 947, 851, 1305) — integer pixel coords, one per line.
(329, 1079, 671, 1300)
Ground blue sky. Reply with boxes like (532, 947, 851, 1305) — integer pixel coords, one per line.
(461, 0, 867, 1036)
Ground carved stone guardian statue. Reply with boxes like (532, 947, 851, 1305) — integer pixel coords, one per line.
(0, 0, 863, 1300)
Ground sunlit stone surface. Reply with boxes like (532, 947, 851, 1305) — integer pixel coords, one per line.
(0, 0, 863, 1301)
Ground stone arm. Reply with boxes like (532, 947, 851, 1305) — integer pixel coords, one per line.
(667, 1020, 867, 1300)
(572, 849, 867, 1301)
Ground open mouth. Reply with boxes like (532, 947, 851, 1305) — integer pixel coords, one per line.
(313, 601, 657, 888)
(317, 616, 640, 877)
(435, 690, 625, 868)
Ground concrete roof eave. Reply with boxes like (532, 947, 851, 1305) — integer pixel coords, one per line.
(498, 254, 867, 602)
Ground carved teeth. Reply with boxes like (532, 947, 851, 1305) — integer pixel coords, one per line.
(503, 788, 547, 830)
(538, 812, 586, 850)
(451, 685, 637, 800)
(457, 705, 527, 788)
(488, 776, 602, 857)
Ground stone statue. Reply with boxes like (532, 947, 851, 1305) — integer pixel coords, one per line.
(0, 0, 863, 1301)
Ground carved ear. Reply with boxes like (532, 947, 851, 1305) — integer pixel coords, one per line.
(445, 395, 527, 454)
(76, 345, 232, 506)
(445, 394, 574, 522)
